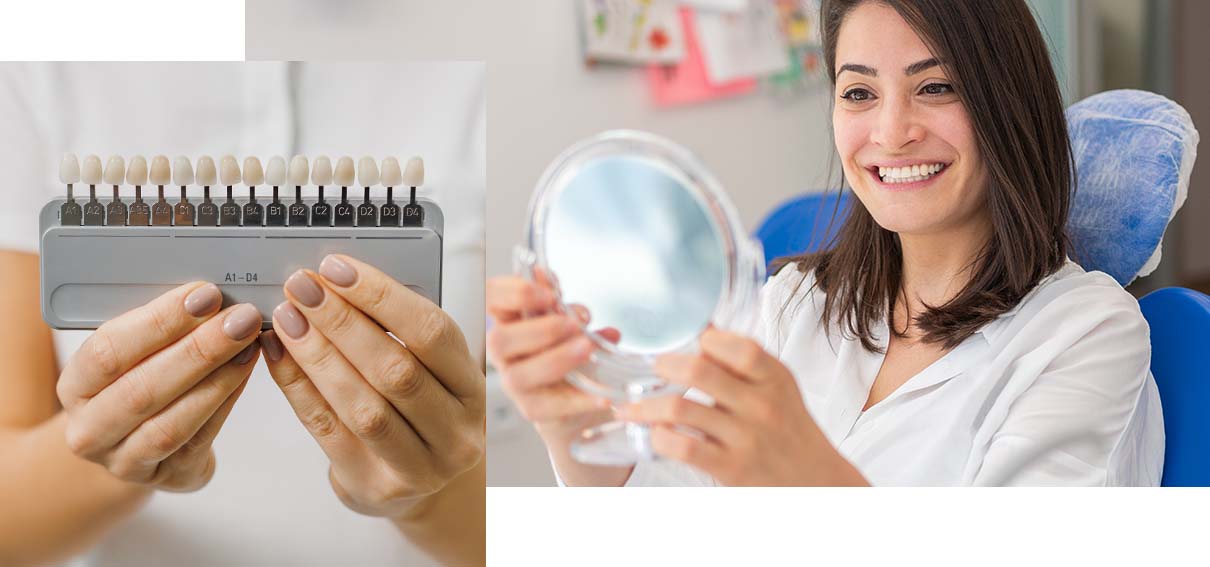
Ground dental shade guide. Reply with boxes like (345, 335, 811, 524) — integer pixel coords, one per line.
(357, 156, 380, 227)
(127, 155, 150, 226)
(104, 156, 127, 226)
(242, 156, 265, 226)
(289, 155, 312, 227)
(41, 153, 444, 330)
(150, 155, 173, 226)
(333, 156, 356, 227)
(265, 156, 287, 226)
(173, 156, 196, 227)
(379, 157, 402, 226)
(196, 156, 219, 226)
(219, 155, 242, 226)
(307, 156, 330, 227)
(81, 155, 105, 226)
(402, 156, 424, 227)
(58, 154, 82, 226)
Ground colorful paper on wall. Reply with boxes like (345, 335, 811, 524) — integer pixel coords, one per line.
(647, 7, 758, 107)
(581, 0, 686, 65)
(693, 2, 791, 84)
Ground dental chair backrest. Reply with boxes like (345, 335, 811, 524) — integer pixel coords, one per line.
(1068, 89, 1204, 487)
(756, 89, 1203, 485)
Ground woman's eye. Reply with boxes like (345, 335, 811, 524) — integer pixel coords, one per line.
(920, 83, 954, 96)
(840, 88, 873, 102)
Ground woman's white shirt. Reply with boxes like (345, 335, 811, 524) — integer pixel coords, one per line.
(0, 62, 484, 566)
(623, 260, 1164, 486)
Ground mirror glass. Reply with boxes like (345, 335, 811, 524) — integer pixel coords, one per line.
(543, 155, 726, 356)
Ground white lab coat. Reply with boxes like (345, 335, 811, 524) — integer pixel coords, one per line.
(0, 62, 484, 566)
(623, 260, 1165, 486)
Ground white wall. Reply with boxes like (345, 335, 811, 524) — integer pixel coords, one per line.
(248, 0, 838, 486)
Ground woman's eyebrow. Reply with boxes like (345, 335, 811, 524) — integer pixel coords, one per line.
(837, 58, 942, 79)
(837, 63, 877, 78)
(904, 57, 941, 76)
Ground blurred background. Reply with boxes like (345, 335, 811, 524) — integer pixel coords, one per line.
(247, 0, 1208, 486)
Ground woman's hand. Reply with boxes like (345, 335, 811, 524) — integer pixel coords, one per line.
(487, 273, 635, 486)
(618, 328, 867, 486)
(56, 282, 262, 492)
(258, 254, 484, 518)
(486, 274, 614, 441)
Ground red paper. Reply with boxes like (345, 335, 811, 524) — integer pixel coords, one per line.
(647, 7, 757, 107)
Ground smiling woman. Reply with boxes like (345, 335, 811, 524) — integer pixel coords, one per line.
(803, 0, 1072, 352)
(486, 0, 1164, 488)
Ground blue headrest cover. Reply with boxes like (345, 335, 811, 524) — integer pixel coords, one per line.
(1066, 89, 1199, 285)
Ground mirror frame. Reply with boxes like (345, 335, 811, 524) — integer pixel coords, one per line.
(516, 130, 765, 401)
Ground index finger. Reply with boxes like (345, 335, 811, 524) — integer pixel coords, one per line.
(60, 281, 224, 405)
(316, 254, 481, 400)
(487, 276, 556, 323)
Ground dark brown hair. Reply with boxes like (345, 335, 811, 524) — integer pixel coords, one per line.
(781, 0, 1073, 352)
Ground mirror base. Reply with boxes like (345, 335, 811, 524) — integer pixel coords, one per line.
(570, 420, 657, 467)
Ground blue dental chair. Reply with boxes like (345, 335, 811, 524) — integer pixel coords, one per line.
(756, 90, 1203, 486)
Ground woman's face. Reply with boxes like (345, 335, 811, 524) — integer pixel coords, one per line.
(832, 1, 989, 237)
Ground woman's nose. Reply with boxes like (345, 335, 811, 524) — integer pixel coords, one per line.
(870, 98, 924, 149)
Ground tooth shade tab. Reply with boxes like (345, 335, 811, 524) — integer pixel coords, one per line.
(402, 157, 424, 186)
(266, 156, 287, 186)
(195, 156, 217, 186)
(81, 155, 103, 185)
(308, 156, 330, 186)
(173, 156, 195, 186)
(126, 156, 148, 186)
(60, 154, 81, 184)
(358, 157, 380, 186)
(149, 155, 171, 185)
(380, 157, 402, 186)
(103, 156, 125, 185)
(291, 155, 312, 186)
(243, 156, 265, 185)
(334, 156, 355, 186)
(219, 155, 241, 186)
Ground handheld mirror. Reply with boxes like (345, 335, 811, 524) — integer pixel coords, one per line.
(516, 130, 764, 465)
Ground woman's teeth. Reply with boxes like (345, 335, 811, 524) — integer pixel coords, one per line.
(878, 163, 946, 184)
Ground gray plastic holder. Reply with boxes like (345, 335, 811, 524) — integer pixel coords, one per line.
(39, 197, 443, 330)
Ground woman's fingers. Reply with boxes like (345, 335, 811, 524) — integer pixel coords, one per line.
(499, 334, 594, 391)
(653, 353, 751, 414)
(648, 424, 727, 476)
(618, 395, 739, 447)
(258, 330, 373, 471)
(317, 254, 480, 401)
(281, 270, 472, 448)
(487, 275, 557, 323)
(272, 301, 427, 469)
(487, 313, 580, 364)
(110, 342, 261, 477)
(699, 329, 779, 383)
(59, 281, 224, 408)
(152, 361, 254, 492)
(66, 303, 263, 458)
(508, 382, 610, 423)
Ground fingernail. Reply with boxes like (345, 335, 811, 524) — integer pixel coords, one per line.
(259, 330, 284, 362)
(184, 283, 222, 317)
(319, 255, 357, 287)
(223, 304, 262, 340)
(234, 342, 259, 365)
(285, 271, 325, 308)
(274, 302, 309, 339)
(574, 336, 593, 355)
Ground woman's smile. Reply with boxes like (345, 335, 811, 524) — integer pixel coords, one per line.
(865, 160, 952, 192)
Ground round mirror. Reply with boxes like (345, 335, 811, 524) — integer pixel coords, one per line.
(517, 130, 764, 464)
